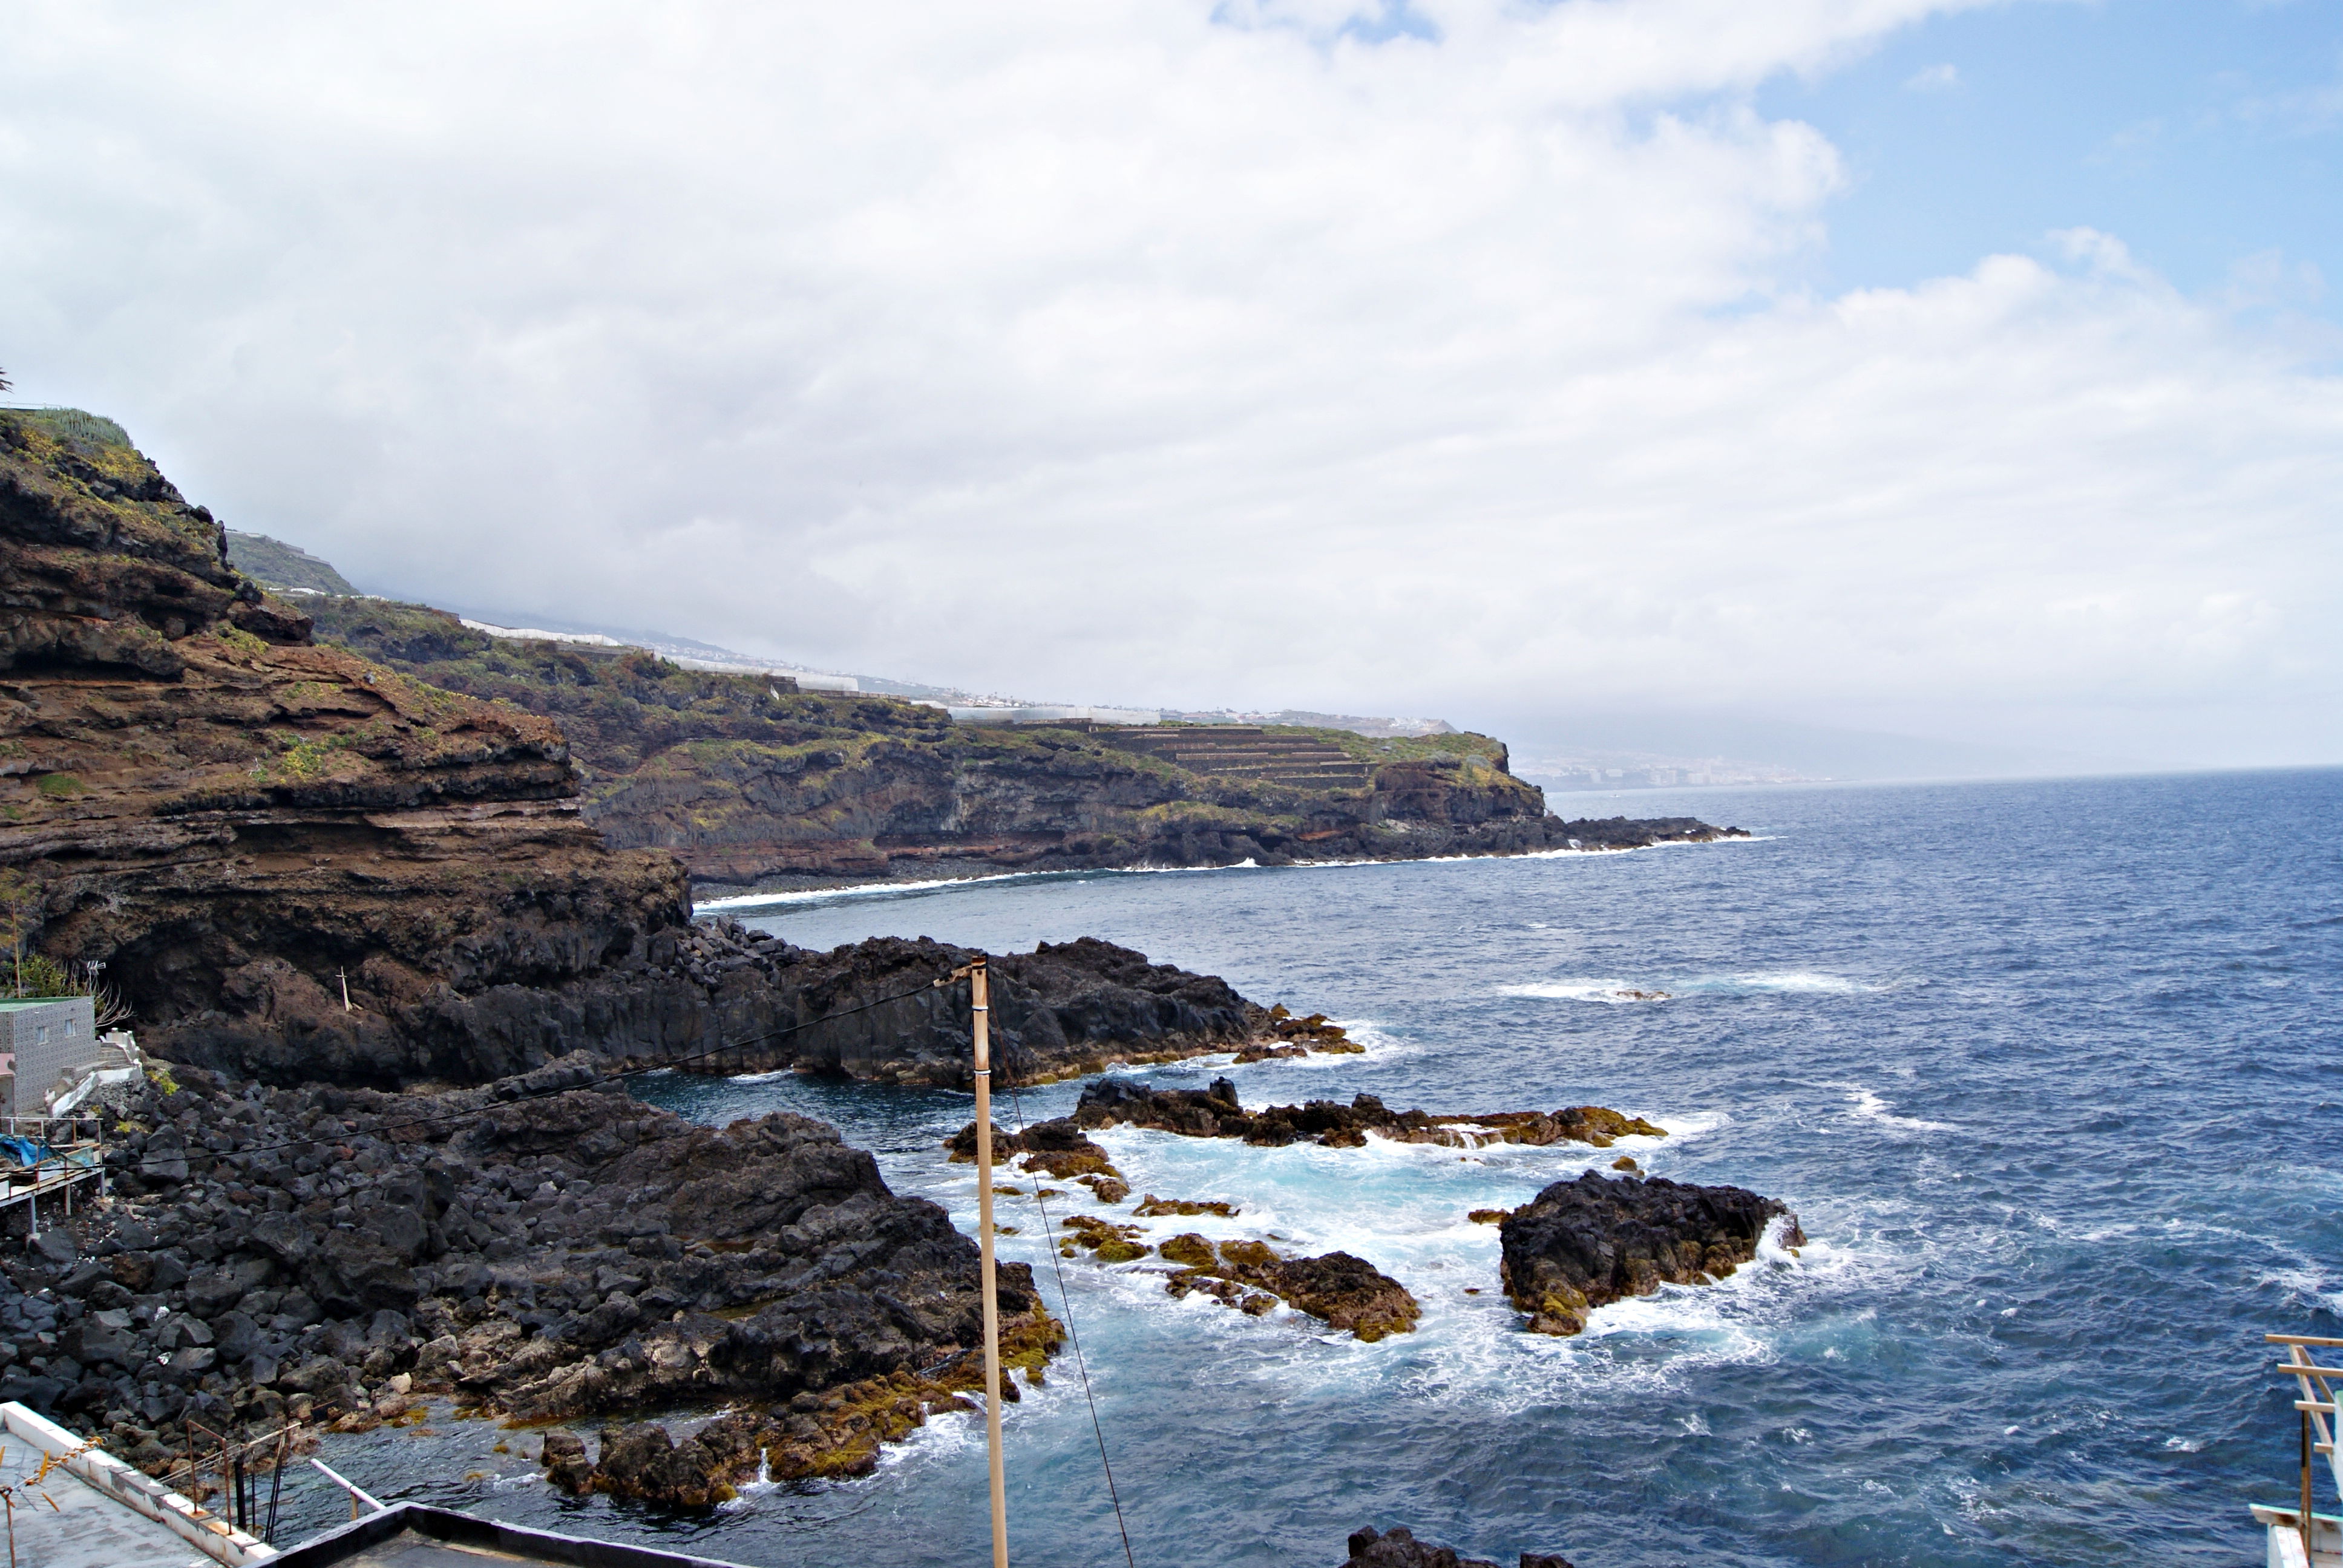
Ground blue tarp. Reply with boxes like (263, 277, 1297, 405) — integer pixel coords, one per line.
(0, 1134, 56, 1169)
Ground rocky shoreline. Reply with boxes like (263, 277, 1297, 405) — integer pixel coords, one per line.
(951, 1078, 1800, 1347)
(306, 592, 1749, 898)
(0, 1057, 1056, 1503)
(1063, 1075, 1668, 1150)
(0, 1042, 1804, 1503)
(0, 406, 1803, 1539)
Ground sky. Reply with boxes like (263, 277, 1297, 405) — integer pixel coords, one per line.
(3, 0, 2339, 775)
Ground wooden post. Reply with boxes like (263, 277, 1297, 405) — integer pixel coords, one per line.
(2304, 1406, 2315, 1564)
(971, 958, 1009, 1568)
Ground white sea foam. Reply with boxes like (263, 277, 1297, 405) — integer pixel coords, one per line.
(1697, 971, 1876, 995)
(1167, 1018, 1420, 1079)
(1843, 1086, 1956, 1134)
(1502, 970, 1883, 1004)
(968, 1118, 1868, 1429)
(696, 871, 1046, 910)
(698, 832, 1759, 914)
(2257, 1265, 2343, 1315)
(1498, 979, 1671, 1004)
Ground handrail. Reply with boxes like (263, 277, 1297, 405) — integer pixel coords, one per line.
(308, 1458, 385, 1521)
(2271, 1337, 2342, 1563)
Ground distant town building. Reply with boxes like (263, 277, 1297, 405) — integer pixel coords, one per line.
(941, 705, 1159, 726)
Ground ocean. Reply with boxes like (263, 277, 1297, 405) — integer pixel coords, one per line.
(302, 768, 2343, 1565)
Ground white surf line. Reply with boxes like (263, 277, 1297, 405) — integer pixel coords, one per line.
(698, 834, 1761, 913)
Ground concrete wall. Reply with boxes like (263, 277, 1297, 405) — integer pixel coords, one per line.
(0, 998, 97, 1117)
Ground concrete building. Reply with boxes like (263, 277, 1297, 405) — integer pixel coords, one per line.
(0, 996, 99, 1118)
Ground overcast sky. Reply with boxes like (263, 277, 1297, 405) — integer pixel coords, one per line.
(5, 1, 2339, 772)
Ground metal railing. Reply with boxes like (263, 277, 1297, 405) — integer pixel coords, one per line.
(2269, 1334, 2342, 1565)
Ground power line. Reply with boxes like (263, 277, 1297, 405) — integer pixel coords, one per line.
(1002, 1072, 1139, 1568)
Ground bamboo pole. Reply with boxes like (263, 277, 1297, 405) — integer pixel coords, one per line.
(971, 959, 1009, 1568)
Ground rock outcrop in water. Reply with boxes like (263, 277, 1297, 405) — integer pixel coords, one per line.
(1342, 1524, 1575, 1568)
(1160, 1236, 1421, 1341)
(1066, 1077, 1667, 1150)
(691, 931, 1274, 1087)
(1498, 1169, 1802, 1335)
(0, 1058, 1052, 1494)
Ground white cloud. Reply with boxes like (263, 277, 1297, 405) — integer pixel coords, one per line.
(1902, 61, 1961, 91)
(1, 0, 2336, 767)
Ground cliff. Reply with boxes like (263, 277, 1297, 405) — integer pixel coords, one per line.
(0, 408, 715, 1084)
(306, 596, 1744, 893)
(0, 412, 1287, 1088)
(222, 528, 359, 595)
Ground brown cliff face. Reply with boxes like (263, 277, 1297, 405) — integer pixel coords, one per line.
(0, 410, 704, 1084)
(300, 598, 1743, 893)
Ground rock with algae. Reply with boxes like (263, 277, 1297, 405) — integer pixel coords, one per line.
(1162, 1236, 1420, 1342)
(1067, 1077, 1666, 1151)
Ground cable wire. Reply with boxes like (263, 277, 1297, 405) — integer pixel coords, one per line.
(1001, 1071, 1139, 1568)
(115, 959, 1141, 1562)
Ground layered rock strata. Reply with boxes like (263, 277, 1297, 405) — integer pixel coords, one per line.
(1, 414, 1304, 1090)
(1, 409, 698, 1085)
(0, 1058, 1050, 1493)
(1498, 1169, 1803, 1335)
(304, 596, 1751, 893)
(1065, 1077, 1667, 1150)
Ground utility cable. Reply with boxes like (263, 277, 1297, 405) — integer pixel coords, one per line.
(1001, 1072, 1139, 1568)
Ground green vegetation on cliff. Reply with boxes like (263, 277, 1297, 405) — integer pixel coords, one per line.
(224, 528, 359, 594)
(300, 595, 1575, 890)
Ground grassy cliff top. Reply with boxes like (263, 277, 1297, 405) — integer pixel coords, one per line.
(226, 529, 359, 594)
(303, 594, 1518, 789)
(4, 407, 133, 448)
(308, 595, 965, 771)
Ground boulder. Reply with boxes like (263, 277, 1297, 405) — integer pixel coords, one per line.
(1499, 1169, 1802, 1335)
(0, 1373, 67, 1415)
(539, 1430, 592, 1495)
(1340, 1526, 1573, 1568)
(589, 1423, 738, 1508)
(1343, 1526, 1498, 1567)
(63, 1313, 139, 1369)
(304, 1231, 420, 1318)
(1164, 1241, 1420, 1342)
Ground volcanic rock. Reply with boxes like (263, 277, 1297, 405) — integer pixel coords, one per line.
(1162, 1238, 1420, 1341)
(1499, 1169, 1803, 1334)
(1, 1056, 1054, 1495)
(1066, 1077, 1666, 1151)
(947, 1116, 1122, 1179)
(309, 597, 1751, 896)
(0, 413, 1294, 1091)
(1340, 1526, 1575, 1568)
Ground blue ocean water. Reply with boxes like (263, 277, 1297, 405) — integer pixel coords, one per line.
(306, 769, 2343, 1565)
